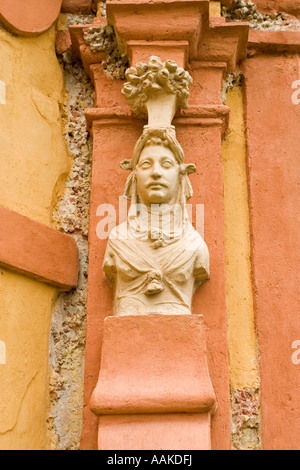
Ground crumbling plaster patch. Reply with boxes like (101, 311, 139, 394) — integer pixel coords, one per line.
(231, 389, 262, 450)
(222, 0, 300, 30)
(83, 24, 129, 79)
(48, 14, 96, 450)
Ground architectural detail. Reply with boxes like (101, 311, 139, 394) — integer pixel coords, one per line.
(68, 0, 251, 450)
(61, 0, 92, 13)
(0, 0, 62, 36)
(101, 57, 210, 317)
(121, 56, 193, 119)
(90, 315, 216, 450)
(0, 0, 299, 452)
(83, 23, 129, 79)
(0, 206, 79, 290)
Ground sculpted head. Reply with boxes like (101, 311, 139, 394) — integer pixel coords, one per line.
(120, 128, 196, 207)
(135, 140, 180, 205)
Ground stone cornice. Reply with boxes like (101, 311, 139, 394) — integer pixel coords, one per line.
(0, 206, 79, 291)
(85, 104, 230, 136)
(61, 0, 92, 13)
(248, 30, 300, 54)
(69, 2, 249, 73)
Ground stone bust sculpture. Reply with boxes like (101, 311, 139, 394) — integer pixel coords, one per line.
(102, 57, 210, 316)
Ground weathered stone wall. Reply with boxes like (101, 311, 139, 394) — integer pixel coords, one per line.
(48, 13, 95, 450)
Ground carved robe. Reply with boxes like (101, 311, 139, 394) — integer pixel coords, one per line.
(103, 208, 209, 316)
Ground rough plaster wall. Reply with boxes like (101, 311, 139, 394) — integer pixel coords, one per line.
(83, 25, 129, 79)
(48, 14, 95, 450)
(231, 389, 261, 449)
(221, 1, 300, 450)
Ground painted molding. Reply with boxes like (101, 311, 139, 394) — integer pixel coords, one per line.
(61, 0, 92, 13)
(248, 30, 300, 53)
(0, 0, 62, 36)
(0, 205, 79, 290)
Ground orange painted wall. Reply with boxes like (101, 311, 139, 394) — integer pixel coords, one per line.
(242, 53, 300, 450)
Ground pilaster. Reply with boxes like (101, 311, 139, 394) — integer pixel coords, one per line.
(69, 0, 249, 450)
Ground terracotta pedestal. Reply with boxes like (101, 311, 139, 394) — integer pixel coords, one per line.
(90, 315, 216, 450)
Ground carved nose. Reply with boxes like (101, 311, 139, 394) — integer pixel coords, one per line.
(152, 164, 162, 178)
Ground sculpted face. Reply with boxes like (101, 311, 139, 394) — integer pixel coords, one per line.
(135, 144, 180, 205)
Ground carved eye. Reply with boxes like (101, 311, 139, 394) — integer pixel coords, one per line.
(140, 160, 152, 169)
(162, 159, 173, 168)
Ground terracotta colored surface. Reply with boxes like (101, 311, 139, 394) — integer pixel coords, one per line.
(248, 30, 300, 54)
(106, 0, 248, 69)
(0, 0, 62, 36)
(98, 414, 211, 450)
(61, 0, 91, 13)
(0, 206, 79, 290)
(80, 70, 232, 450)
(107, 0, 207, 45)
(242, 54, 300, 450)
(70, 3, 248, 73)
(127, 41, 188, 69)
(91, 315, 216, 415)
(56, 30, 71, 55)
(197, 20, 249, 72)
(251, 0, 300, 15)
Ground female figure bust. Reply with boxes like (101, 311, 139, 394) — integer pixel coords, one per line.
(103, 127, 209, 316)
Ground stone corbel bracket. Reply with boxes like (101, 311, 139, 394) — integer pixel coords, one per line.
(69, 1, 249, 73)
(0, 206, 79, 291)
(106, 0, 249, 71)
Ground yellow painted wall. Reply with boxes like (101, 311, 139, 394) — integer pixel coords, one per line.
(0, 25, 69, 225)
(0, 270, 57, 449)
(209, 1, 221, 17)
(0, 25, 69, 449)
(222, 86, 259, 390)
